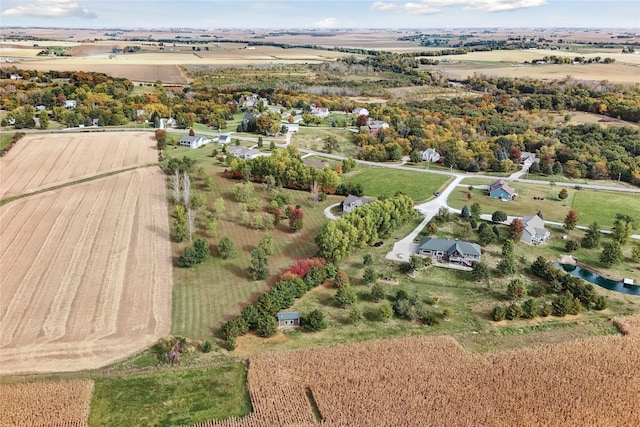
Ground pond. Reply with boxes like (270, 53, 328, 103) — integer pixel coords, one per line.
(555, 263, 640, 296)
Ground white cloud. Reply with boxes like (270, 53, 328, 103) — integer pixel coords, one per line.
(314, 17, 338, 28)
(380, 0, 547, 15)
(404, 2, 440, 14)
(371, 2, 400, 12)
(2, 0, 96, 19)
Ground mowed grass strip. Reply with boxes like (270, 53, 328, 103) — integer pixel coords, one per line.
(344, 167, 450, 203)
(170, 164, 339, 341)
(88, 363, 250, 427)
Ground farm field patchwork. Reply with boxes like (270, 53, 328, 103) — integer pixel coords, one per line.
(0, 131, 158, 200)
(0, 167, 173, 375)
(198, 315, 640, 427)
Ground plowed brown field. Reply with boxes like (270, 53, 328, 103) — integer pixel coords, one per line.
(0, 167, 172, 375)
(0, 131, 158, 200)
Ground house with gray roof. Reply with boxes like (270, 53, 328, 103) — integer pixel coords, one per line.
(342, 195, 373, 213)
(417, 238, 481, 267)
(277, 312, 300, 328)
(488, 179, 517, 200)
(520, 214, 550, 245)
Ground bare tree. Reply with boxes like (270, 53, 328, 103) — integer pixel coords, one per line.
(170, 170, 181, 204)
(187, 208, 196, 242)
(310, 181, 320, 206)
(182, 172, 191, 209)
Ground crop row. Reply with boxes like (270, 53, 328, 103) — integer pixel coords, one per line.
(0, 380, 93, 427)
(192, 315, 640, 426)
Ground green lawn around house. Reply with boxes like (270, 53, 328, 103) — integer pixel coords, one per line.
(453, 181, 575, 224)
(343, 167, 451, 203)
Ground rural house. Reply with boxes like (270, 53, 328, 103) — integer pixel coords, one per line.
(228, 146, 263, 160)
(303, 159, 328, 169)
(488, 179, 517, 200)
(520, 214, 550, 245)
(179, 136, 208, 149)
(311, 107, 330, 118)
(367, 119, 390, 136)
(342, 194, 373, 213)
(417, 238, 481, 267)
(218, 134, 232, 144)
(352, 107, 369, 116)
(277, 312, 300, 328)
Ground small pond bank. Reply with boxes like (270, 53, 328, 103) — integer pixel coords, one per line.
(555, 263, 639, 296)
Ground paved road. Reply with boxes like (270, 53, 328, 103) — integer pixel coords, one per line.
(298, 148, 640, 194)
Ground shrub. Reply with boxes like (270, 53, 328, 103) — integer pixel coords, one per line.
(492, 305, 506, 321)
(393, 299, 415, 320)
(201, 340, 212, 353)
(565, 240, 580, 252)
(371, 283, 386, 302)
(363, 267, 378, 285)
(491, 210, 508, 223)
(594, 296, 608, 311)
(256, 314, 278, 338)
(220, 317, 249, 340)
(240, 305, 261, 330)
(522, 299, 537, 319)
(505, 304, 524, 320)
(226, 337, 236, 351)
(304, 266, 328, 289)
(552, 294, 574, 317)
(302, 309, 326, 332)
(334, 271, 350, 288)
(417, 307, 439, 326)
(336, 285, 358, 308)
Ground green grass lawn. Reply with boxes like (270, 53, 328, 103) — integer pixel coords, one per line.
(292, 127, 358, 158)
(1, 132, 14, 151)
(452, 182, 575, 224)
(169, 162, 339, 341)
(343, 167, 451, 203)
(572, 190, 640, 228)
(88, 362, 250, 427)
(234, 216, 636, 358)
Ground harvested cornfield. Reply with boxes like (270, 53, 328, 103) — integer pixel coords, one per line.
(0, 167, 172, 375)
(195, 315, 640, 427)
(0, 380, 93, 427)
(0, 131, 158, 200)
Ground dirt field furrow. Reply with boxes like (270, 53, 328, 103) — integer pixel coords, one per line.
(49, 135, 84, 186)
(0, 132, 158, 200)
(75, 133, 108, 178)
(0, 136, 172, 374)
(96, 172, 139, 339)
(41, 179, 113, 341)
(0, 190, 88, 347)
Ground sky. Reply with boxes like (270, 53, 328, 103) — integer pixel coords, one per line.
(1, 0, 638, 29)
